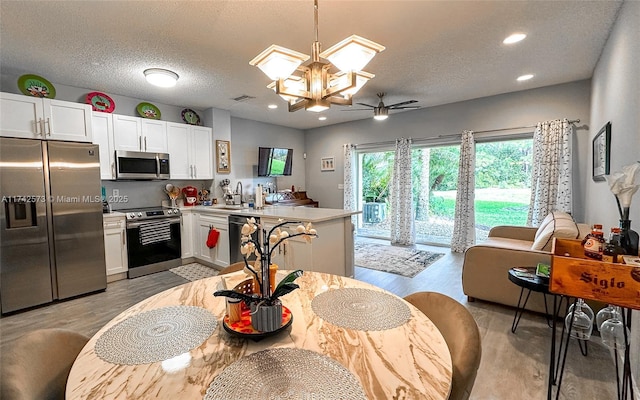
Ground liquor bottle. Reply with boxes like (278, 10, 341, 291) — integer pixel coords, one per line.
(582, 224, 605, 260)
(602, 227, 622, 263)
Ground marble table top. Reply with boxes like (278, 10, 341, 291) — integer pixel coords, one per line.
(66, 271, 452, 399)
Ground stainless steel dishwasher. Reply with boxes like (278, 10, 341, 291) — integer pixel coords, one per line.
(228, 215, 260, 263)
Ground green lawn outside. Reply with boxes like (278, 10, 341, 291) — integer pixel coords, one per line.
(431, 198, 528, 228)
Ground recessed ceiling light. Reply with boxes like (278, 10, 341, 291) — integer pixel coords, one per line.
(318, 116, 327, 121)
(268, 104, 278, 109)
(144, 68, 179, 87)
(503, 33, 527, 44)
(517, 74, 534, 81)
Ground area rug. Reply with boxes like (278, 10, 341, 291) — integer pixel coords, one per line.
(354, 242, 444, 278)
(169, 263, 219, 282)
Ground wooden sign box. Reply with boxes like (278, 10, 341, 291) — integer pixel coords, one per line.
(550, 238, 640, 310)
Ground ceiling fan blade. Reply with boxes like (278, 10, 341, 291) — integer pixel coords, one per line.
(391, 106, 421, 110)
(355, 103, 376, 108)
(340, 109, 373, 111)
(386, 100, 418, 108)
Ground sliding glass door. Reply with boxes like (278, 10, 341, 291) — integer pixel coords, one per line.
(355, 137, 532, 246)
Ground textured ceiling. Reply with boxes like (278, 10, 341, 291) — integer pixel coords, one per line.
(0, 1, 623, 130)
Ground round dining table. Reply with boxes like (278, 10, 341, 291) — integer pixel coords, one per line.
(66, 271, 452, 399)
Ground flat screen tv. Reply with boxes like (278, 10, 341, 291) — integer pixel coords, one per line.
(258, 147, 293, 176)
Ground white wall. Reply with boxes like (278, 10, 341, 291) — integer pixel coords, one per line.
(589, 1, 640, 390)
(304, 80, 592, 215)
(228, 117, 305, 202)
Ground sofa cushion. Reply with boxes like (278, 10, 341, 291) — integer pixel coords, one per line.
(531, 211, 580, 251)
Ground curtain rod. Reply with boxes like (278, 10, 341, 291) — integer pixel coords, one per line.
(354, 119, 581, 147)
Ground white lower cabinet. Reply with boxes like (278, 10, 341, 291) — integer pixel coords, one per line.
(262, 217, 346, 275)
(187, 212, 230, 267)
(103, 214, 128, 280)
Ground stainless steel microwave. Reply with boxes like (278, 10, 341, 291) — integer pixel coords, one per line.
(115, 151, 170, 180)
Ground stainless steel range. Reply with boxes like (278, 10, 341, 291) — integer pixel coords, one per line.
(116, 207, 181, 278)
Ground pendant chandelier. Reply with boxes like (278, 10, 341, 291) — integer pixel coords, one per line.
(249, 0, 385, 113)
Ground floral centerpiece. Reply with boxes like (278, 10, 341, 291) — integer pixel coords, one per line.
(214, 217, 318, 332)
(606, 162, 640, 255)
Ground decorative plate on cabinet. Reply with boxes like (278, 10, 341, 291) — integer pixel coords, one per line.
(181, 108, 201, 125)
(86, 92, 115, 113)
(136, 102, 161, 119)
(17, 74, 56, 98)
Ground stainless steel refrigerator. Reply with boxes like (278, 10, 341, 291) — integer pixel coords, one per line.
(1, 138, 106, 314)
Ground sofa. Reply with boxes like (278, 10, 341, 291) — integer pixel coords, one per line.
(462, 213, 591, 314)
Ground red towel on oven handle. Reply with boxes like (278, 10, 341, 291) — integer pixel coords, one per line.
(206, 228, 220, 248)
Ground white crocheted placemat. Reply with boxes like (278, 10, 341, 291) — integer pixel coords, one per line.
(94, 305, 218, 365)
(204, 348, 367, 400)
(311, 288, 411, 331)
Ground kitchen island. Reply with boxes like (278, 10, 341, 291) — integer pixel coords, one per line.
(180, 205, 360, 277)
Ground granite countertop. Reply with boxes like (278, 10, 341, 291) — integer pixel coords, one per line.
(181, 205, 360, 223)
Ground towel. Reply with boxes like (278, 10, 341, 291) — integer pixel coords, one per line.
(207, 228, 220, 248)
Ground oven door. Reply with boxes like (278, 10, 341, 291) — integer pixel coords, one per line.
(126, 217, 181, 278)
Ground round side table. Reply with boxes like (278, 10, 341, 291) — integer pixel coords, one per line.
(508, 267, 553, 333)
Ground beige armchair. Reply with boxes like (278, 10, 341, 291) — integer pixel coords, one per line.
(462, 224, 590, 314)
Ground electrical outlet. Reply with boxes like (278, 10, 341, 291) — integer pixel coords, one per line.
(338, 184, 344, 190)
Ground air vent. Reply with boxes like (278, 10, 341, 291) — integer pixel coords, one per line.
(232, 95, 255, 102)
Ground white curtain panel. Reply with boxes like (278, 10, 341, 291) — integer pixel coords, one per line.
(451, 131, 476, 253)
(527, 119, 572, 226)
(343, 144, 357, 224)
(390, 138, 415, 245)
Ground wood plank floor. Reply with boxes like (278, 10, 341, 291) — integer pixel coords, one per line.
(0, 238, 617, 399)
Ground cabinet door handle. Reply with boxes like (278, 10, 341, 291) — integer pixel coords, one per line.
(111, 162, 115, 177)
(46, 118, 52, 135)
(122, 232, 125, 246)
(39, 119, 46, 136)
(33, 120, 41, 135)
(144, 137, 147, 151)
(194, 165, 197, 177)
(139, 136, 143, 150)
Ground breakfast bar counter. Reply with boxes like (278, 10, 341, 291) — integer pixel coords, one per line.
(66, 271, 452, 399)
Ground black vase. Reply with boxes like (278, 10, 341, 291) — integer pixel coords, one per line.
(619, 220, 639, 256)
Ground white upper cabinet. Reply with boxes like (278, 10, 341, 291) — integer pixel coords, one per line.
(91, 112, 115, 179)
(113, 115, 167, 153)
(167, 122, 212, 179)
(0, 92, 93, 142)
(141, 119, 168, 153)
(191, 126, 213, 179)
(112, 115, 142, 151)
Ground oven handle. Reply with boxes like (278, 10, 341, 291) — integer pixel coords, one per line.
(126, 217, 181, 229)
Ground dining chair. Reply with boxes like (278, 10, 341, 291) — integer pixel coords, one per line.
(404, 292, 482, 400)
(218, 261, 247, 275)
(0, 328, 89, 400)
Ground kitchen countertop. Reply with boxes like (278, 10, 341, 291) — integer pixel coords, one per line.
(102, 211, 126, 219)
(180, 205, 360, 223)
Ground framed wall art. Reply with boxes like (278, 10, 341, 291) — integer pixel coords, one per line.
(592, 122, 611, 181)
(216, 140, 231, 174)
(321, 156, 335, 171)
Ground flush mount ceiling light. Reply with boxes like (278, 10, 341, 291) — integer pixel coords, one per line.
(517, 74, 534, 81)
(144, 68, 179, 88)
(250, 0, 384, 113)
(373, 107, 388, 120)
(503, 33, 527, 44)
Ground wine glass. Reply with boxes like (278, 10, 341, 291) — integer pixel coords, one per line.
(596, 304, 622, 331)
(564, 299, 593, 340)
(600, 317, 628, 350)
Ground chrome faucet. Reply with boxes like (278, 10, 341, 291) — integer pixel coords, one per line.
(235, 181, 243, 204)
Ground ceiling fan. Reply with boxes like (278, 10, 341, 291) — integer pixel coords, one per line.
(343, 92, 420, 120)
